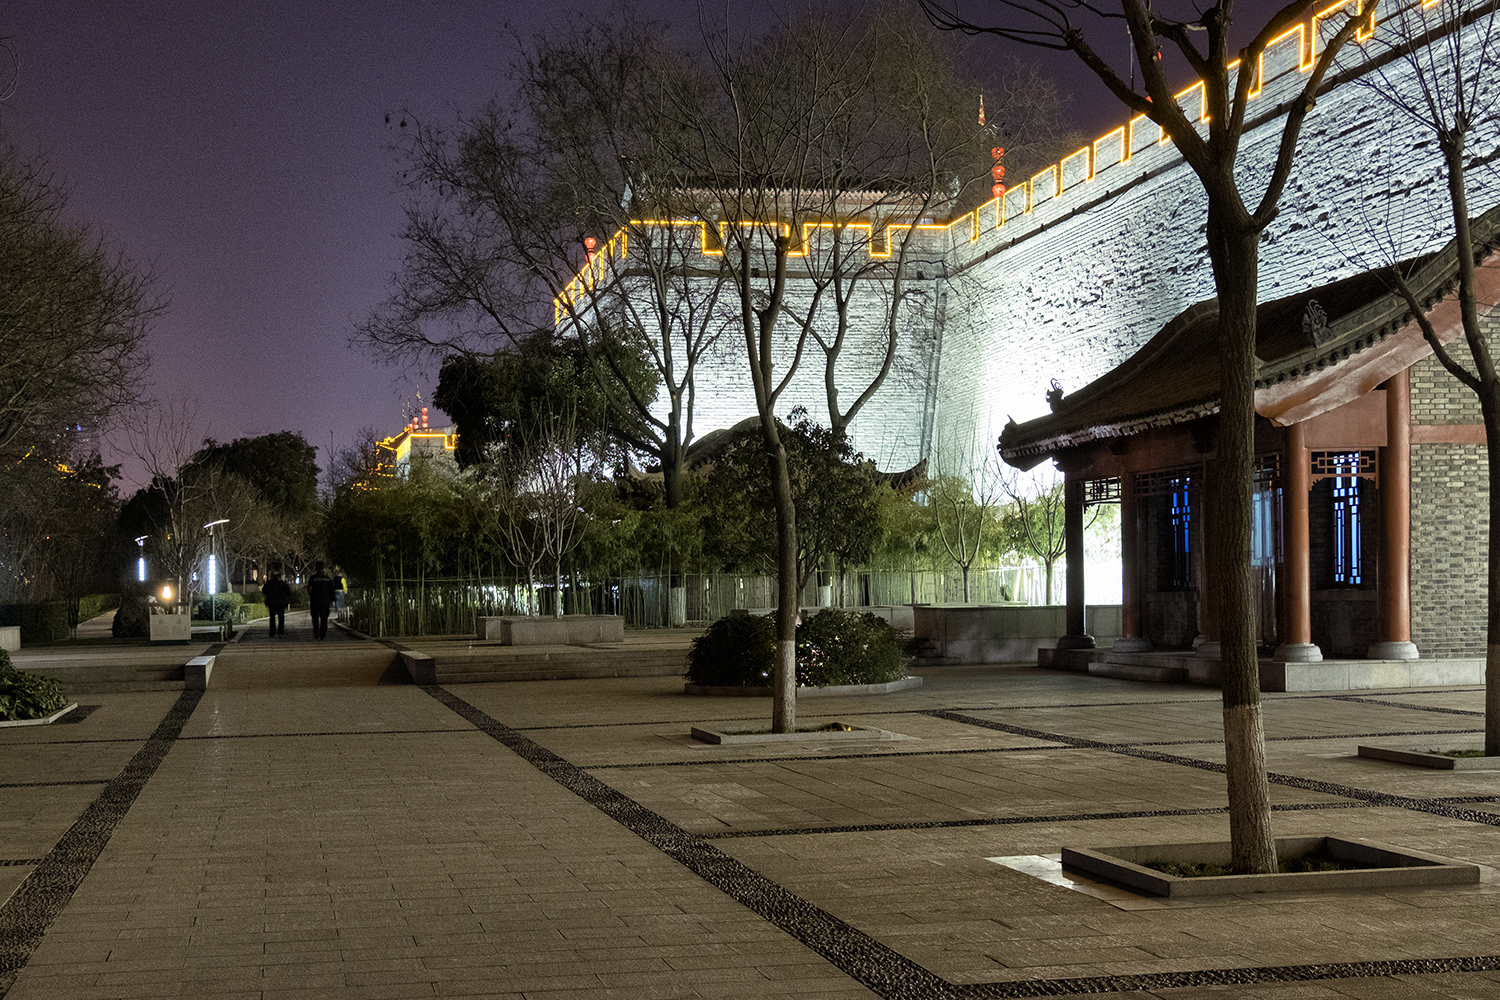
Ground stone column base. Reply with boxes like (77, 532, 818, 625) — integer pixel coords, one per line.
(1112, 637, 1154, 653)
(1368, 640, 1419, 660)
(1273, 642, 1324, 663)
(1056, 634, 1097, 650)
(1196, 641, 1221, 660)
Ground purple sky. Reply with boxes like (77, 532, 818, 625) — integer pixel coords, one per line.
(2, 2, 1278, 491)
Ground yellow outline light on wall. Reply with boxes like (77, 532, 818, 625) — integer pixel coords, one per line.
(1060, 146, 1092, 188)
(1094, 127, 1127, 174)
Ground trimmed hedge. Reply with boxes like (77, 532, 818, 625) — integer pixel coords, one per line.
(0, 648, 67, 721)
(687, 608, 909, 688)
(0, 594, 121, 644)
(194, 591, 244, 621)
(238, 602, 269, 623)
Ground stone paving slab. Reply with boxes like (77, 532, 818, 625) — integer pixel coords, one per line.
(4, 639, 1500, 999)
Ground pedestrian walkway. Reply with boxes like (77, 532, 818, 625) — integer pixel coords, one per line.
(3, 629, 1499, 998)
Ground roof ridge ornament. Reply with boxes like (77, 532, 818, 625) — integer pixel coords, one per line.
(1303, 299, 1332, 346)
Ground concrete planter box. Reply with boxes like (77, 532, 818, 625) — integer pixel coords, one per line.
(1358, 745, 1500, 769)
(476, 615, 624, 645)
(689, 723, 899, 745)
(0, 625, 18, 652)
(149, 613, 190, 644)
(684, 676, 922, 697)
(1062, 836, 1479, 897)
(0, 703, 78, 727)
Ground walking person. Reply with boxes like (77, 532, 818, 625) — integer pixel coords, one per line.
(308, 562, 336, 640)
(263, 572, 291, 637)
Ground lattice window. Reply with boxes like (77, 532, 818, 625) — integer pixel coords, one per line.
(1135, 466, 1200, 497)
(1085, 477, 1120, 506)
(1311, 450, 1376, 480)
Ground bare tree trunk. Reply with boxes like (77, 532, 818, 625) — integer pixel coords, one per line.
(765, 435, 798, 733)
(1486, 397, 1500, 755)
(1208, 209, 1278, 875)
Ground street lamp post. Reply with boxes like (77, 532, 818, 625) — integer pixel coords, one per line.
(134, 536, 148, 586)
(204, 519, 229, 621)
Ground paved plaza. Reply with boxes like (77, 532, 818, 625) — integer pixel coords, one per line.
(3, 615, 1500, 999)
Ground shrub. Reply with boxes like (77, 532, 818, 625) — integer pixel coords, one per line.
(194, 591, 244, 621)
(288, 586, 310, 610)
(0, 648, 68, 721)
(238, 602, 269, 623)
(686, 612, 777, 687)
(242, 588, 265, 605)
(112, 596, 151, 638)
(686, 608, 908, 688)
(796, 609, 908, 687)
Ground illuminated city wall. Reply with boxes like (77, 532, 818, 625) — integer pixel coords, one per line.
(557, 0, 1500, 474)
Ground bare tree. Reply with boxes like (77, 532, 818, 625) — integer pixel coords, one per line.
(922, 0, 1364, 871)
(661, 8, 989, 732)
(362, 15, 723, 513)
(0, 153, 158, 460)
(1329, 0, 1500, 752)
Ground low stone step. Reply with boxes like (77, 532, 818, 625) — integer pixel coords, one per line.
(1087, 661, 1190, 684)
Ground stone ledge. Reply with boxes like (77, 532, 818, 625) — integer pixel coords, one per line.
(683, 676, 923, 697)
(0, 703, 78, 728)
(689, 723, 902, 745)
(1062, 836, 1479, 897)
(1358, 745, 1499, 770)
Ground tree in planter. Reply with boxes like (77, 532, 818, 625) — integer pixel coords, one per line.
(923, 0, 1366, 873)
(1325, 0, 1500, 754)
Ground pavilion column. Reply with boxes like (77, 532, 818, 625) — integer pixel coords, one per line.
(1274, 421, 1323, 662)
(1056, 475, 1096, 650)
(1371, 369, 1418, 659)
(1115, 472, 1152, 652)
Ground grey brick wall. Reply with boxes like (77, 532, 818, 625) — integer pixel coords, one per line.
(1411, 444, 1489, 657)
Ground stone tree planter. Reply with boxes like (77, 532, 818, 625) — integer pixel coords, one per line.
(1062, 836, 1479, 897)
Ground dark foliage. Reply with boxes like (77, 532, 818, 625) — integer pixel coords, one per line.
(686, 608, 908, 688)
(0, 648, 68, 721)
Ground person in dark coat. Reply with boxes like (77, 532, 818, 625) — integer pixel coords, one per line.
(308, 562, 336, 640)
(263, 572, 291, 637)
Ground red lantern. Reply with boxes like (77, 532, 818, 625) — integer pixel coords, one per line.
(993, 183, 1006, 199)
(991, 146, 1005, 160)
(992, 163, 1005, 181)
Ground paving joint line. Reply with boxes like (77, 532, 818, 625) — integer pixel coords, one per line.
(927, 710, 1500, 828)
(425, 688, 1500, 999)
(700, 800, 1376, 841)
(0, 688, 201, 999)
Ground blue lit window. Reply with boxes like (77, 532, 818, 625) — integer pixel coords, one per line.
(1331, 454, 1363, 586)
(1169, 478, 1192, 590)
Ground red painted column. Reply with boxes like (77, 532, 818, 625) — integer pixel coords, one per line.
(1274, 421, 1322, 662)
(1372, 370, 1418, 659)
(1115, 472, 1152, 652)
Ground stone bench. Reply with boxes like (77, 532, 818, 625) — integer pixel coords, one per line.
(185, 655, 215, 690)
(476, 615, 624, 645)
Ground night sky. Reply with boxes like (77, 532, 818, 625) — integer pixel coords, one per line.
(3, 2, 1277, 491)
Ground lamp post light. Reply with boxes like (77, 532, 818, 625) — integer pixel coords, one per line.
(204, 519, 229, 621)
(134, 536, 148, 585)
